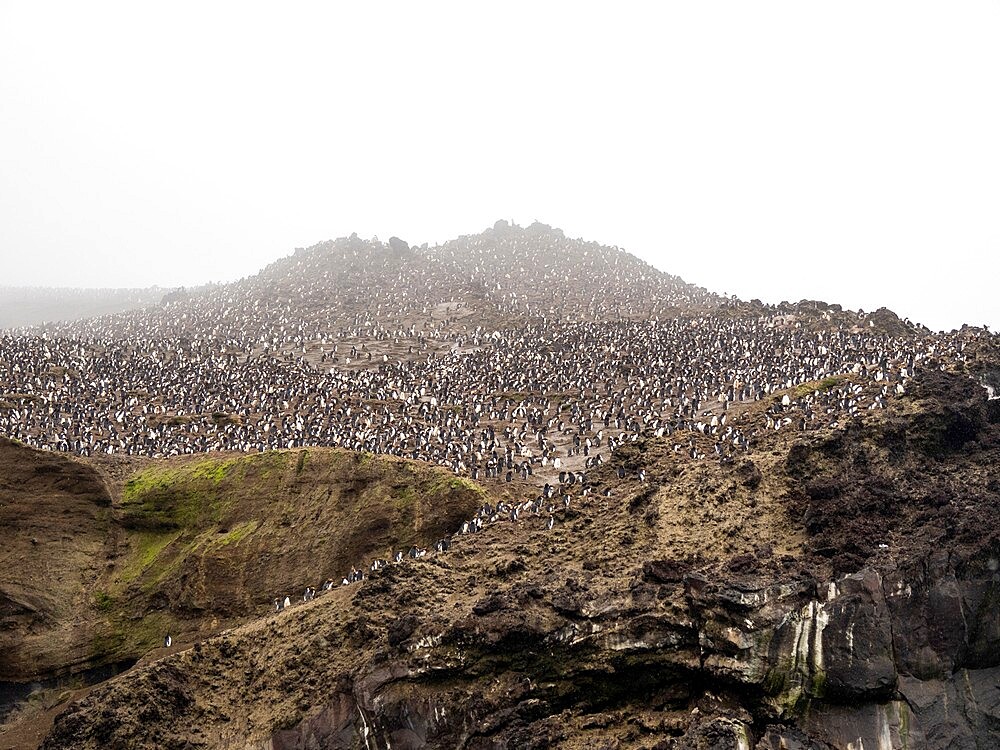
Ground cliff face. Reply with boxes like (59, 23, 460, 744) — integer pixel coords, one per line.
(35, 370, 1000, 749)
(0, 444, 482, 740)
(0, 438, 115, 687)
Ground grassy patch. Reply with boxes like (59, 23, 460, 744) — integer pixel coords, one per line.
(213, 519, 259, 547)
(98, 447, 486, 665)
(93, 590, 114, 612)
(188, 457, 238, 484)
(121, 456, 242, 529)
(784, 375, 850, 402)
(122, 467, 180, 504)
(428, 474, 487, 500)
(118, 530, 181, 584)
(91, 610, 170, 661)
(392, 484, 416, 509)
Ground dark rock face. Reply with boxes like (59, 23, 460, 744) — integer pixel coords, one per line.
(159, 287, 190, 306)
(819, 570, 896, 701)
(273, 557, 993, 749)
(43, 552, 1000, 749)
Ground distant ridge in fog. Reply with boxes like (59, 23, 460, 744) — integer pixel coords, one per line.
(0, 286, 167, 329)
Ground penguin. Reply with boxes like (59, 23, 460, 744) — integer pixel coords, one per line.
(282, 595, 291, 608)
(164, 634, 172, 648)
(546, 516, 555, 530)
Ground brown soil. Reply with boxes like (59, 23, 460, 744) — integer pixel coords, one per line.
(0, 445, 485, 745)
(0, 439, 115, 681)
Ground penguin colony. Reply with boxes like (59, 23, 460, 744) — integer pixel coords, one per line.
(0, 222, 991, 612)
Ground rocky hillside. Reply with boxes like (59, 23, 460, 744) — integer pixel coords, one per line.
(2, 225, 997, 749)
(34, 222, 718, 344)
(0, 438, 114, 688)
(25, 367, 1000, 749)
(0, 443, 483, 745)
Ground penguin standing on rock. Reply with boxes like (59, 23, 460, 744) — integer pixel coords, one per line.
(164, 634, 172, 648)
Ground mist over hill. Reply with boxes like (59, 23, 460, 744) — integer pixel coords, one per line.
(0, 286, 167, 330)
(17, 222, 718, 342)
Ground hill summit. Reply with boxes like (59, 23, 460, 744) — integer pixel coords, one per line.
(23, 221, 718, 344)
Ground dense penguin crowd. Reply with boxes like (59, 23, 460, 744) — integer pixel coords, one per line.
(0, 306, 975, 476)
(0, 222, 992, 606)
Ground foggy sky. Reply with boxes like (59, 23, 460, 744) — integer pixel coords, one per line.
(1, 2, 998, 332)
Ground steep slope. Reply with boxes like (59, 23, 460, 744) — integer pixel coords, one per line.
(0, 438, 114, 693)
(108, 449, 484, 623)
(35, 369, 1000, 749)
(0, 444, 485, 737)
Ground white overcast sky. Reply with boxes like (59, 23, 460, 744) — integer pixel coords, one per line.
(1, 2, 997, 332)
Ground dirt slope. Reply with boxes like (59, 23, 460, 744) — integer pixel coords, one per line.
(0, 438, 114, 684)
(0, 445, 484, 742)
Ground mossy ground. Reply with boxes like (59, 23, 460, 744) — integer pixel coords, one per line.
(92, 447, 485, 662)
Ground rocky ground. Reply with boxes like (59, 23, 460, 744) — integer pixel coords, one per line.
(2, 364, 997, 749)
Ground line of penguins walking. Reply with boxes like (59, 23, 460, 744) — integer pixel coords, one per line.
(267, 470, 622, 614)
